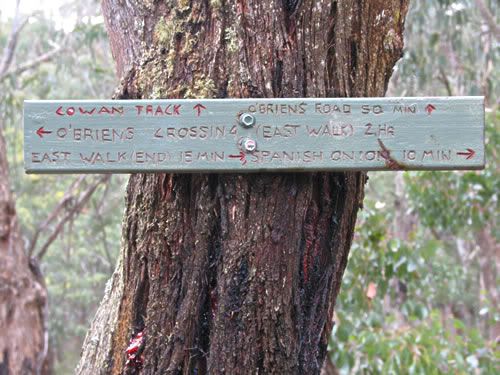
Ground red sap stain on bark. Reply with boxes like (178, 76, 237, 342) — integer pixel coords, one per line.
(125, 331, 144, 369)
(236, 0, 248, 15)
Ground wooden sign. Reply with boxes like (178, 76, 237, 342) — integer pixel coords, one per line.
(24, 97, 484, 173)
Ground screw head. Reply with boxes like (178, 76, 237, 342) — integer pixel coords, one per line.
(242, 138, 257, 152)
(239, 113, 256, 127)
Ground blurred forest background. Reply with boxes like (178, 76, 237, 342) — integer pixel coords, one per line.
(0, 0, 498, 373)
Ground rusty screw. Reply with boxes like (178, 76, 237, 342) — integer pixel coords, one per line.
(239, 113, 256, 128)
(242, 138, 257, 152)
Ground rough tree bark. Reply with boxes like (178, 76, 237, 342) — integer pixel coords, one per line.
(0, 123, 49, 374)
(78, 1, 409, 374)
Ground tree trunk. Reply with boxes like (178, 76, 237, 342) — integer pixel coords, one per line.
(0, 124, 49, 374)
(78, 1, 409, 374)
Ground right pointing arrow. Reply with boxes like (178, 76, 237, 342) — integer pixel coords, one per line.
(228, 151, 247, 165)
(457, 148, 475, 160)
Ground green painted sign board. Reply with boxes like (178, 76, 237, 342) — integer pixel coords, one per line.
(24, 97, 484, 173)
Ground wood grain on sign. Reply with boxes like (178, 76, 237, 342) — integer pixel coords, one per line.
(23, 97, 485, 173)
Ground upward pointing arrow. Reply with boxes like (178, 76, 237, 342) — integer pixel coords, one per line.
(193, 103, 207, 117)
(425, 104, 436, 115)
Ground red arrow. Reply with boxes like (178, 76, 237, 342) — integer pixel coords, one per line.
(457, 148, 475, 160)
(228, 151, 247, 165)
(36, 126, 52, 138)
(193, 103, 207, 117)
(425, 104, 436, 115)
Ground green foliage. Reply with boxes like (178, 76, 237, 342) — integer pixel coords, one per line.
(334, 311, 497, 374)
(391, 0, 499, 102)
(331, 204, 498, 374)
(330, 1, 499, 373)
(406, 113, 499, 238)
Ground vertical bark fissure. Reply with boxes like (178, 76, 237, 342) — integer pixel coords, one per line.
(78, 1, 410, 374)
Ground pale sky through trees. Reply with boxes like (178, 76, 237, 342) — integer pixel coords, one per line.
(0, 0, 83, 32)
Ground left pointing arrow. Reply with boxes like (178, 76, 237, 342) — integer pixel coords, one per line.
(36, 126, 52, 138)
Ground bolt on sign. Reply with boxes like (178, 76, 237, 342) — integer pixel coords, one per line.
(24, 97, 484, 173)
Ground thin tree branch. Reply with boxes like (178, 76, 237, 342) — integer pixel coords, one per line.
(0, 41, 66, 83)
(0, 0, 29, 77)
(28, 175, 86, 256)
(35, 175, 110, 260)
(475, 0, 500, 40)
(438, 66, 454, 96)
(0, 0, 69, 84)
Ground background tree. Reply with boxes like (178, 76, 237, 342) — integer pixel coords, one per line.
(0, 115, 48, 375)
(77, 0, 409, 374)
(1, 3, 56, 373)
(0, 1, 119, 373)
